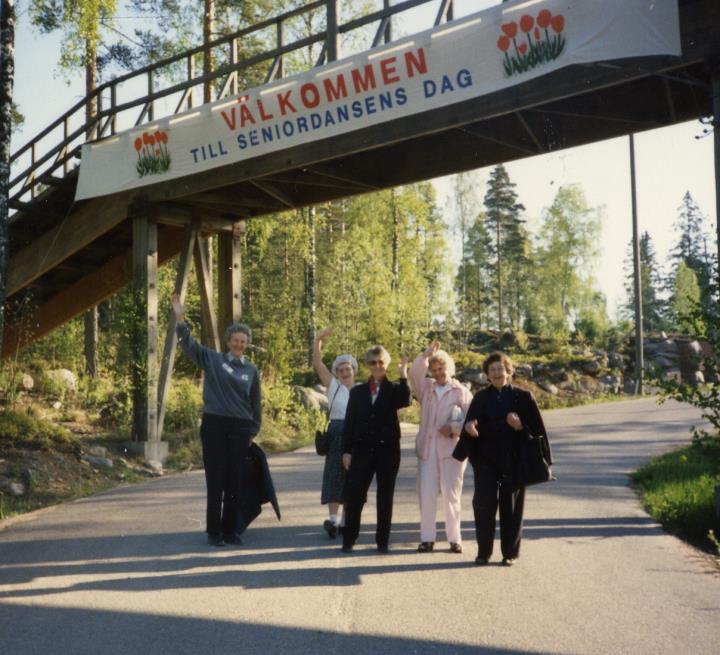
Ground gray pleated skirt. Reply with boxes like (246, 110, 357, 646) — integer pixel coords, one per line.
(321, 419, 346, 505)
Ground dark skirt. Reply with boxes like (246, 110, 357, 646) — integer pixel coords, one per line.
(321, 419, 346, 505)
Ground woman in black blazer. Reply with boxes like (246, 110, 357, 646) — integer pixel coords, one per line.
(340, 345, 410, 553)
(457, 351, 550, 566)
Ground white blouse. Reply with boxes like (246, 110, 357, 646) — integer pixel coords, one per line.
(327, 377, 351, 420)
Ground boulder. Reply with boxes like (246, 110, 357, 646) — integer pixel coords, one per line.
(458, 368, 487, 386)
(608, 352, 625, 370)
(46, 369, 78, 393)
(600, 374, 623, 394)
(86, 445, 109, 458)
(581, 360, 601, 376)
(514, 364, 533, 379)
(294, 386, 328, 412)
(81, 454, 114, 469)
(538, 381, 559, 396)
(652, 355, 677, 369)
(0, 476, 26, 496)
(657, 339, 679, 355)
(663, 368, 682, 383)
(690, 370, 705, 386)
(18, 374, 34, 391)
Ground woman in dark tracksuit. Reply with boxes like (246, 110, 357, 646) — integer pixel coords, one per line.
(341, 345, 410, 553)
(457, 351, 549, 566)
(171, 293, 261, 547)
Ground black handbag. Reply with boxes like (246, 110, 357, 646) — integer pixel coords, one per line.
(315, 429, 330, 456)
(315, 384, 341, 456)
(514, 432, 555, 488)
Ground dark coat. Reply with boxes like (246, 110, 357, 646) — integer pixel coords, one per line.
(236, 442, 281, 536)
(453, 385, 552, 467)
(341, 377, 411, 454)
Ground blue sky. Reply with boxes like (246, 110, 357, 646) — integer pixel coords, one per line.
(10, 0, 718, 319)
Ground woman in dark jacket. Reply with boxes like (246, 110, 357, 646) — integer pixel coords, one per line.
(340, 345, 410, 553)
(457, 351, 549, 566)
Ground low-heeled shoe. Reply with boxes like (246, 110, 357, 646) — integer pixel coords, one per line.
(323, 519, 338, 538)
(417, 541, 434, 553)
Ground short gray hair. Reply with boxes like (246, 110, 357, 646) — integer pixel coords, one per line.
(428, 349, 456, 377)
(224, 323, 252, 344)
(332, 354, 358, 376)
(365, 345, 391, 366)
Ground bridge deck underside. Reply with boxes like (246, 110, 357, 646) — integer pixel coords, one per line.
(4, 0, 719, 355)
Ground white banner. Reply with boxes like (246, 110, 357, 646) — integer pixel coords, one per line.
(75, 0, 681, 200)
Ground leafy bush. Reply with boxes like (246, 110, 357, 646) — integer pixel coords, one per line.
(0, 409, 79, 453)
(164, 378, 202, 432)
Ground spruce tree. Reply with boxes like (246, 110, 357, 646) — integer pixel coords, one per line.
(623, 231, 666, 333)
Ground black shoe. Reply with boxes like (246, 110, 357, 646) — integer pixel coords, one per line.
(502, 557, 517, 567)
(341, 544, 354, 553)
(449, 542, 463, 554)
(475, 555, 489, 566)
(224, 533, 243, 546)
(207, 533, 225, 547)
(417, 541, 434, 553)
(377, 544, 389, 554)
(323, 519, 338, 538)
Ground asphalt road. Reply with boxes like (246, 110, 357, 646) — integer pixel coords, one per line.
(1, 398, 718, 655)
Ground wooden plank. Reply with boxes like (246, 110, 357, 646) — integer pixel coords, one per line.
(7, 192, 129, 297)
(217, 222, 244, 332)
(131, 213, 159, 443)
(1, 226, 185, 359)
(193, 236, 221, 351)
(157, 226, 196, 440)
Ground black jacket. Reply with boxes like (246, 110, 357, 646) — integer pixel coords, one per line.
(236, 442, 281, 535)
(342, 377, 411, 454)
(453, 385, 552, 467)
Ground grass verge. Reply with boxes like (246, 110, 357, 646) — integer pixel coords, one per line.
(631, 439, 720, 555)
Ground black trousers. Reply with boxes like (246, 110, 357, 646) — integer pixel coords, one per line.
(470, 461, 525, 560)
(342, 442, 400, 548)
(200, 413, 251, 538)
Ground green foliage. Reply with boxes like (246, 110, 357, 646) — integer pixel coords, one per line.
(164, 378, 202, 433)
(632, 440, 720, 548)
(670, 261, 702, 333)
(654, 266, 720, 444)
(0, 410, 78, 453)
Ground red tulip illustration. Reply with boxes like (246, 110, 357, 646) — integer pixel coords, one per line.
(501, 22, 517, 39)
(520, 15, 534, 33)
(134, 129, 172, 178)
(497, 9, 566, 77)
(537, 10, 552, 29)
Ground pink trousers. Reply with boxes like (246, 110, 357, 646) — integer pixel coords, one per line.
(416, 443, 467, 544)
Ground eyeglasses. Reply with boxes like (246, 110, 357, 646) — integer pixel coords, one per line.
(368, 359, 385, 366)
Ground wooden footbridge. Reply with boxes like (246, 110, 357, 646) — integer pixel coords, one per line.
(5, 0, 720, 461)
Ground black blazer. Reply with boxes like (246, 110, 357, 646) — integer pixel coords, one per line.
(342, 377, 411, 454)
(453, 385, 552, 465)
(236, 442, 281, 536)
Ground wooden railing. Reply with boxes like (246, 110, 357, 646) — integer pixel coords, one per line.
(9, 0, 457, 213)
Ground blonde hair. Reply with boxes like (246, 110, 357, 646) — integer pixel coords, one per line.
(428, 350, 456, 378)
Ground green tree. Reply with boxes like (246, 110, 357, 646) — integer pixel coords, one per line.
(622, 231, 666, 333)
(455, 209, 492, 332)
(529, 185, 603, 339)
(670, 261, 702, 333)
(483, 165, 528, 330)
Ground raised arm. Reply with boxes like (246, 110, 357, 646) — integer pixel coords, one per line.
(312, 327, 334, 389)
(408, 342, 439, 402)
(172, 293, 213, 370)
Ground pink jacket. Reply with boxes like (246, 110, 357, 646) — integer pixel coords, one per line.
(409, 354, 473, 461)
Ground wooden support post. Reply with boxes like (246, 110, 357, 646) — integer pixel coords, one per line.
(129, 205, 165, 465)
(217, 221, 244, 332)
(325, 0, 339, 63)
(713, 69, 720, 288)
(157, 227, 197, 441)
(194, 235, 221, 351)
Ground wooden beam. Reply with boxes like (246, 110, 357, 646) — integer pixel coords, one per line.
(157, 227, 197, 440)
(131, 211, 159, 443)
(6, 192, 128, 297)
(250, 179, 295, 208)
(1, 226, 186, 359)
(217, 221, 243, 332)
(193, 236, 221, 351)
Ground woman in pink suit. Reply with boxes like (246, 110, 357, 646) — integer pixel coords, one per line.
(408, 341, 473, 553)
